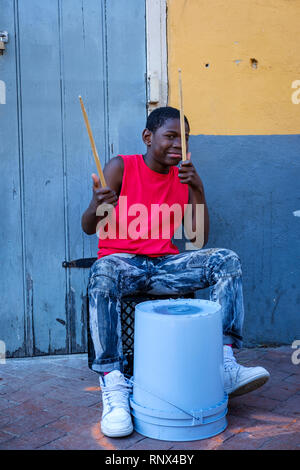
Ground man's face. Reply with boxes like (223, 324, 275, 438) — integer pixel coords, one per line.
(147, 118, 190, 167)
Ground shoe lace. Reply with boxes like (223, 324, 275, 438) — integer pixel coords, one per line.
(224, 354, 238, 372)
(102, 380, 132, 409)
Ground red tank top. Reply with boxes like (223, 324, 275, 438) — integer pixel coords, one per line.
(97, 154, 189, 258)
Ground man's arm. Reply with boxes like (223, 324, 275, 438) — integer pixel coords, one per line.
(178, 157, 210, 247)
(81, 156, 124, 235)
(187, 184, 210, 246)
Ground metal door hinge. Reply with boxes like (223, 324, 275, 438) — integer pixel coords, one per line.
(62, 258, 97, 269)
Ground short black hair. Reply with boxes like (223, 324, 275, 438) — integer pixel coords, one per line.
(146, 106, 190, 133)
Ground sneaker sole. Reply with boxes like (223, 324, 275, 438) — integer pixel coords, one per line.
(101, 423, 134, 438)
(229, 374, 270, 398)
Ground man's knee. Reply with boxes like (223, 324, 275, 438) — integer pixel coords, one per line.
(208, 248, 242, 278)
(89, 257, 120, 294)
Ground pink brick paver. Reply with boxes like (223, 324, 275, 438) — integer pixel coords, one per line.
(0, 346, 299, 450)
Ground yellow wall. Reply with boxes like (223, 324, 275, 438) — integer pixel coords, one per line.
(167, 0, 300, 135)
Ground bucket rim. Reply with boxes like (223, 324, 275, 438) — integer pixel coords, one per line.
(135, 298, 221, 317)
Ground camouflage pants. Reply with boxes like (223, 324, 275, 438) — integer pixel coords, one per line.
(88, 248, 244, 374)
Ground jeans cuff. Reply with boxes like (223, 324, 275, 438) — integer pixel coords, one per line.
(91, 359, 123, 374)
(223, 334, 243, 349)
(223, 334, 234, 345)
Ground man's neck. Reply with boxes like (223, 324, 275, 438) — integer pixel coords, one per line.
(143, 153, 170, 174)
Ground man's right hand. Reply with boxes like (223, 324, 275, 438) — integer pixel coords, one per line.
(90, 173, 119, 213)
(82, 157, 123, 235)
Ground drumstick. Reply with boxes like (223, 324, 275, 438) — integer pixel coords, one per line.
(178, 69, 187, 161)
(79, 96, 107, 188)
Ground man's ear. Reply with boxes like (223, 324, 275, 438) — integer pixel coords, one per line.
(142, 128, 152, 147)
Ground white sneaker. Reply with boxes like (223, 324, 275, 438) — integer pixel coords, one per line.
(223, 345, 270, 398)
(99, 370, 133, 437)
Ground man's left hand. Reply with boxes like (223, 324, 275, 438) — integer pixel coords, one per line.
(178, 153, 202, 190)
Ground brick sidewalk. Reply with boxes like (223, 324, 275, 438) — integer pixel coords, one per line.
(0, 346, 299, 450)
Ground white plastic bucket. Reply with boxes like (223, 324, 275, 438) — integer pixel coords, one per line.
(129, 298, 228, 441)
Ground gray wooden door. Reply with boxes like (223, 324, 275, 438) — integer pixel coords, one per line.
(0, 0, 146, 357)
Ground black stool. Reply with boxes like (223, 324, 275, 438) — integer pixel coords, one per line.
(63, 257, 195, 376)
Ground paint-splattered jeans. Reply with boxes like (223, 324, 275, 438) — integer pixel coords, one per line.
(88, 248, 244, 374)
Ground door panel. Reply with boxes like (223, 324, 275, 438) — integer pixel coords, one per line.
(60, 0, 107, 353)
(0, 0, 147, 356)
(0, 0, 25, 357)
(17, 0, 67, 354)
(106, 0, 147, 156)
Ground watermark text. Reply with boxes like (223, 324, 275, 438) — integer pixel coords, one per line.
(291, 340, 300, 365)
(0, 340, 6, 364)
(291, 80, 300, 104)
(96, 198, 205, 250)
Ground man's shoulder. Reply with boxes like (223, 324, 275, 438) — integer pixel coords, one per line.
(103, 156, 125, 193)
(117, 154, 141, 162)
(109, 155, 124, 169)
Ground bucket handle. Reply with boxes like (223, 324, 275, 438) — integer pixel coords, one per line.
(127, 376, 228, 425)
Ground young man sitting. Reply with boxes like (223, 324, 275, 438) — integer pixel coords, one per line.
(81, 106, 270, 438)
